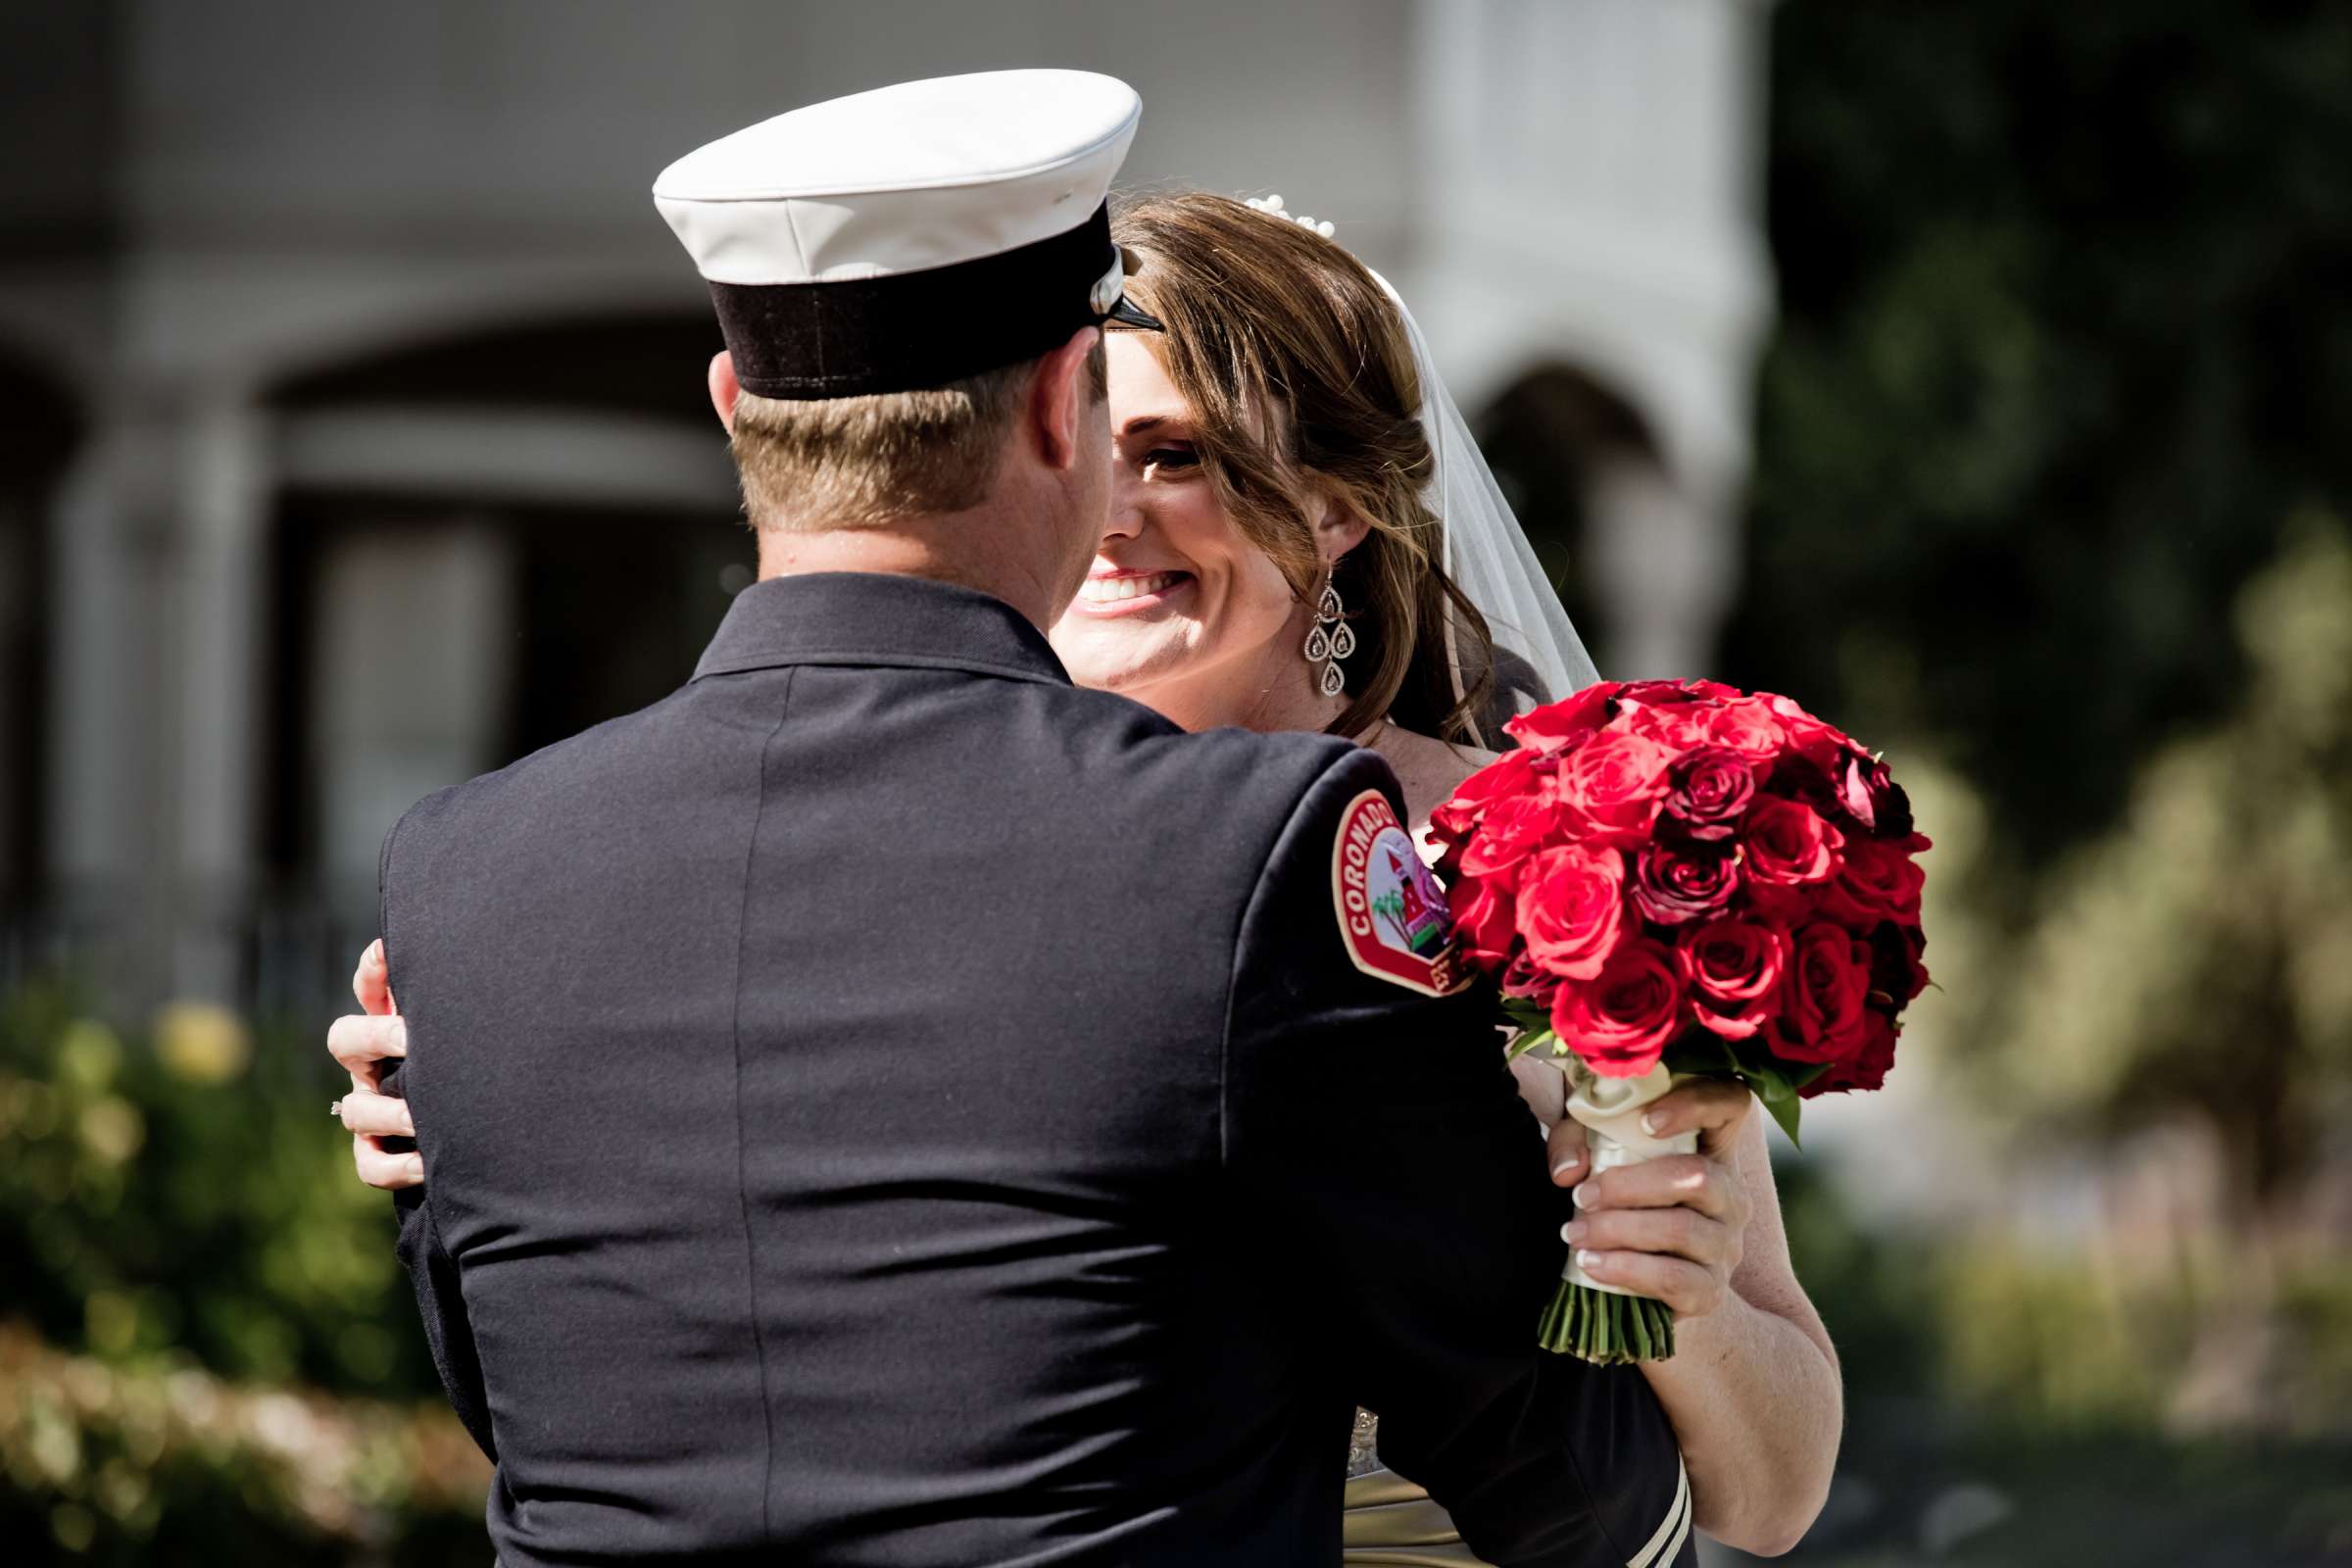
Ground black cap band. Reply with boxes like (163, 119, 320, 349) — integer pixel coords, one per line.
(709, 202, 1154, 400)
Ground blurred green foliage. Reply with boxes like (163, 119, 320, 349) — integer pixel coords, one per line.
(1730, 0, 2352, 868)
(0, 987, 485, 1561)
(0, 985, 437, 1396)
(1986, 516, 2352, 1199)
(1725, 5, 2352, 1560)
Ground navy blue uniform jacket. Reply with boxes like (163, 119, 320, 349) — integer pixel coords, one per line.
(381, 572, 1692, 1567)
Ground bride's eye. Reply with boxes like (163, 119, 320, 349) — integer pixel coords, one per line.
(1144, 445, 1200, 475)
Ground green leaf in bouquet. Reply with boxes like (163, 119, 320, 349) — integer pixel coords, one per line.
(1744, 1064, 1806, 1149)
(1658, 1030, 1820, 1148)
(1498, 997, 1553, 1036)
(1503, 1027, 1557, 1062)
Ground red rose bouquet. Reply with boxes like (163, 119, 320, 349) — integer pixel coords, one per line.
(1429, 678, 1931, 1364)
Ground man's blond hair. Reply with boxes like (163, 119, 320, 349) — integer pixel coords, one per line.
(727, 343, 1103, 531)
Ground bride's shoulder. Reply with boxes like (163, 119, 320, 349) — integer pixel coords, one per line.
(1369, 724, 1499, 835)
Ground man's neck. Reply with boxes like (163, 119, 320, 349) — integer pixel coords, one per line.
(756, 506, 1072, 633)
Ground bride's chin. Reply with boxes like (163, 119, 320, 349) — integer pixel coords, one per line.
(1057, 635, 1197, 698)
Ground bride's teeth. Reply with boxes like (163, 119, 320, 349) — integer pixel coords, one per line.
(1083, 572, 1176, 603)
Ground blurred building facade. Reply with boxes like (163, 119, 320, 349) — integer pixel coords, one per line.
(0, 0, 1776, 1013)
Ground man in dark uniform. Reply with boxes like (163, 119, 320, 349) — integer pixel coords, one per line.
(372, 72, 1694, 1567)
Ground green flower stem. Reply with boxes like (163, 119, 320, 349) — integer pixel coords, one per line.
(1537, 1279, 1677, 1365)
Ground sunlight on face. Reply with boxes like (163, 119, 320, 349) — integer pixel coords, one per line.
(1048, 333, 1299, 711)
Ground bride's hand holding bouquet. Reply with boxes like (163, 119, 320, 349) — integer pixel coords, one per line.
(1431, 678, 1931, 1365)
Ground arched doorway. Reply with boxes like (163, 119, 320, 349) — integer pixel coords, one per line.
(1475, 363, 1733, 682)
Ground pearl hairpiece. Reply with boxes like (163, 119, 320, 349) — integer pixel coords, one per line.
(1244, 192, 1336, 239)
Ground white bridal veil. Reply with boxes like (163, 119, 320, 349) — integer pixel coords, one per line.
(1370, 269, 1603, 720)
(1242, 195, 1601, 731)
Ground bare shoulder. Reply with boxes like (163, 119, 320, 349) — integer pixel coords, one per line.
(1369, 724, 1499, 841)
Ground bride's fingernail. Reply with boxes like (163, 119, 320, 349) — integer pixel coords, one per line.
(1575, 1249, 1604, 1273)
(1642, 1110, 1666, 1135)
(1571, 1182, 1592, 1209)
(1562, 1221, 1588, 1246)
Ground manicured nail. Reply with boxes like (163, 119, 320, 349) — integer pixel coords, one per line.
(1562, 1221, 1588, 1246)
(1571, 1182, 1592, 1209)
(1551, 1152, 1583, 1181)
(1642, 1110, 1666, 1135)
(1576, 1249, 1604, 1272)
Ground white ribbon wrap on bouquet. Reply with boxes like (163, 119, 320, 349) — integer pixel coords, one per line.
(1555, 1062, 1697, 1298)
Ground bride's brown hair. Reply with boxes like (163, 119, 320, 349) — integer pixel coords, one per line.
(1108, 190, 1497, 744)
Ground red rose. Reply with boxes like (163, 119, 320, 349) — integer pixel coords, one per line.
(1743, 797, 1844, 886)
(1428, 746, 1542, 845)
(1835, 752, 1881, 831)
(1552, 938, 1686, 1078)
(1762, 693, 1846, 760)
(1866, 921, 1931, 1005)
(1500, 951, 1562, 1007)
(1459, 791, 1564, 885)
(1503, 683, 1622, 754)
(1448, 876, 1519, 967)
(1814, 836, 1927, 929)
(1661, 746, 1756, 841)
(1677, 918, 1789, 1041)
(1704, 697, 1787, 770)
(1621, 677, 1741, 706)
(1629, 840, 1740, 926)
(1772, 922, 1874, 1064)
(1805, 1009, 1898, 1096)
(1624, 694, 1720, 752)
(1554, 729, 1673, 846)
(1514, 843, 1627, 982)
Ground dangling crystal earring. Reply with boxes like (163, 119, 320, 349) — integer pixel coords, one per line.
(1303, 573, 1356, 699)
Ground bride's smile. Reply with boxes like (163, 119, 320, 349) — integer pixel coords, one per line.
(1049, 331, 1313, 715)
(1070, 567, 1193, 612)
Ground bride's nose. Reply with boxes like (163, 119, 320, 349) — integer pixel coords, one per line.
(1101, 468, 1146, 543)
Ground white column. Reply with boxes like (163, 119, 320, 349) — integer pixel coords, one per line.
(46, 401, 179, 1008)
(170, 393, 271, 1003)
(1407, 0, 1777, 680)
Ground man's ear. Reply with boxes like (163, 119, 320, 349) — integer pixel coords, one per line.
(708, 351, 742, 432)
(1028, 326, 1102, 472)
(1312, 490, 1373, 566)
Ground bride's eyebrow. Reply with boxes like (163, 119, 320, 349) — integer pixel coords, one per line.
(1118, 414, 1188, 439)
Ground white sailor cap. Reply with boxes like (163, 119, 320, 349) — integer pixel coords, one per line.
(654, 69, 1159, 400)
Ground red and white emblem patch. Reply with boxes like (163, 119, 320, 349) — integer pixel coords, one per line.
(1331, 789, 1466, 997)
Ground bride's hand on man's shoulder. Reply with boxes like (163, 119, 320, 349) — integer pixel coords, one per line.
(1551, 1078, 1756, 1322)
(327, 939, 423, 1191)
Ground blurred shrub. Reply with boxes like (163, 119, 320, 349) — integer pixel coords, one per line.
(0, 1324, 486, 1564)
(0, 984, 484, 1561)
(0, 983, 438, 1396)
(1735, 1, 2352, 866)
(1984, 513, 2352, 1210)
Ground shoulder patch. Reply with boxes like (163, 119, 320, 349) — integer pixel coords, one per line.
(1330, 789, 1467, 997)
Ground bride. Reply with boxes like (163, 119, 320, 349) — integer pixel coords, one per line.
(328, 188, 1839, 1560)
